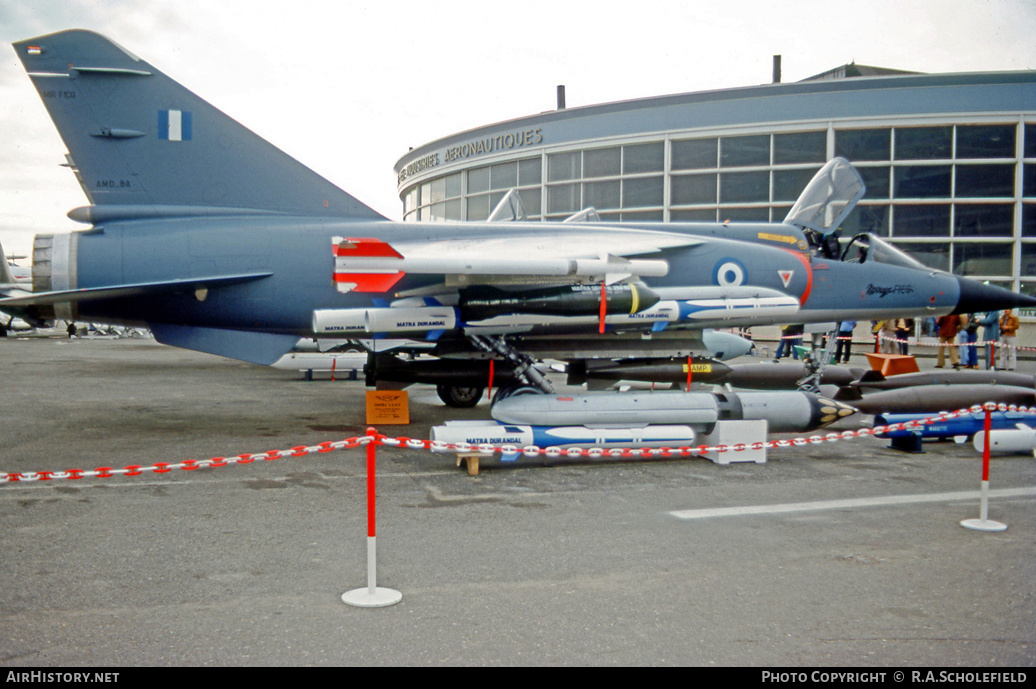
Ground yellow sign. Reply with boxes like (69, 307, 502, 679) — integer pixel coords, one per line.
(682, 363, 713, 373)
(366, 390, 410, 425)
(756, 232, 798, 245)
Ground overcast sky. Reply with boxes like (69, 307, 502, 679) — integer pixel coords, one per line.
(2, 0, 1035, 260)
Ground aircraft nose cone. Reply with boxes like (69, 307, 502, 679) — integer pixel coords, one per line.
(952, 276, 1036, 315)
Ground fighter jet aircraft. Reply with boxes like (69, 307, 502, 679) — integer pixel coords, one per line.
(3, 30, 1034, 406)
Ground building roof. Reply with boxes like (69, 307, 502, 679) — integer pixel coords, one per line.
(395, 68, 1036, 179)
(802, 62, 922, 81)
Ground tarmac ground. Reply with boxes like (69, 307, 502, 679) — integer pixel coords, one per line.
(0, 335, 1033, 667)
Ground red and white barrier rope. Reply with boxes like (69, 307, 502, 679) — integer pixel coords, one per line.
(772, 331, 1034, 353)
(2, 403, 1030, 485)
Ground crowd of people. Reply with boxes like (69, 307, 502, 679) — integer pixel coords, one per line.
(768, 310, 1023, 370)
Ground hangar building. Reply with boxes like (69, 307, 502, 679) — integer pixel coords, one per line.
(394, 64, 1036, 304)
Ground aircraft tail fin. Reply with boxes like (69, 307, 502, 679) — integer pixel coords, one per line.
(13, 30, 385, 220)
(0, 241, 15, 285)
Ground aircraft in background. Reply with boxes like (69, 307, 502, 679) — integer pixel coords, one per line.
(3, 29, 1034, 405)
(0, 243, 34, 335)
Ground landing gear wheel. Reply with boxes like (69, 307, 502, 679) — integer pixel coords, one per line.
(436, 384, 484, 408)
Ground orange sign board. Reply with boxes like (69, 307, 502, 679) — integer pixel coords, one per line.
(366, 390, 410, 425)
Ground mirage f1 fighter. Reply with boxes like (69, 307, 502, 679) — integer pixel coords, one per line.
(3, 30, 1034, 406)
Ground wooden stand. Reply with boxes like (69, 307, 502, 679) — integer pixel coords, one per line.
(456, 453, 481, 475)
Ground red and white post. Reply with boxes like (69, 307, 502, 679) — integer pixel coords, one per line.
(342, 427, 403, 607)
(961, 403, 1008, 532)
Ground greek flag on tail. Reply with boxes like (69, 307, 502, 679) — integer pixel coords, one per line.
(158, 109, 192, 141)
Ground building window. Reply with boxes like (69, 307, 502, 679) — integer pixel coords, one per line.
(1024, 203, 1036, 237)
(956, 124, 1015, 158)
(773, 131, 826, 164)
(835, 128, 891, 161)
(956, 164, 1015, 197)
(671, 174, 717, 206)
(721, 207, 770, 222)
(843, 204, 890, 237)
(1022, 164, 1036, 197)
(519, 158, 542, 185)
(892, 241, 950, 272)
(467, 194, 490, 221)
(490, 162, 518, 190)
(773, 168, 822, 202)
(623, 142, 664, 173)
(894, 165, 952, 198)
(548, 151, 581, 182)
(953, 242, 1013, 277)
(720, 134, 769, 167)
(547, 183, 581, 215)
(671, 138, 717, 170)
(582, 180, 621, 210)
(857, 166, 891, 198)
(671, 208, 717, 222)
(468, 166, 490, 194)
(955, 204, 1014, 237)
(894, 204, 951, 237)
(583, 147, 621, 178)
(623, 176, 664, 208)
(1022, 243, 1036, 277)
(719, 171, 768, 203)
(895, 126, 953, 160)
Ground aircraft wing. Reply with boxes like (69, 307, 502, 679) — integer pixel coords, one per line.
(0, 273, 273, 307)
(332, 232, 697, 293)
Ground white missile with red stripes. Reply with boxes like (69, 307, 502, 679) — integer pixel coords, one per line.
(332, 236, 671, 294)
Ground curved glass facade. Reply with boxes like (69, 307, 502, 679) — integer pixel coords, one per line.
(396, 74, 1036, 300)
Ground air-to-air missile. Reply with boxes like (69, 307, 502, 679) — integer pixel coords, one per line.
(567, 359, 861, 390)
(874, 410, 1036, 440)
(566, 357, 733, 389)
(489, 389, 856, 434)
(458, 283, 660, 320)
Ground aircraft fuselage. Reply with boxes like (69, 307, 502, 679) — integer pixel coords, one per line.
(38, 217, 959, 338)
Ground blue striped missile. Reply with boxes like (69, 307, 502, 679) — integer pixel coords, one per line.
(430, 421, 697, 452)
(874, 410, 1036, 439)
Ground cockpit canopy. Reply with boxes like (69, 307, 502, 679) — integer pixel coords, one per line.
(840, 232, 932, 271)
(783, 157, 866, 235)
(786, 158, 935, 273)
(784, 157, 866, 236)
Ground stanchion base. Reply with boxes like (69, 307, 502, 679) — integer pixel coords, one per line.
(960, 518, 1008, 532)
(341, 587, 402, 608)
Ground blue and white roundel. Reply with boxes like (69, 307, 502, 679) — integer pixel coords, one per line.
(713, 259, 746, 286)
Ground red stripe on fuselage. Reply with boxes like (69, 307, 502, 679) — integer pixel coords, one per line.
(333, 238, 404, 258)
(783, 249, 813, 306)
(333, 272, 404, 293)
